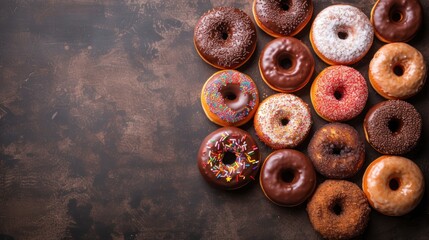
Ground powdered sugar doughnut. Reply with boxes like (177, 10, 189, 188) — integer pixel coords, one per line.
(310, 5, 374, 65)
(254, 93, 312, 149)
(311, 66, 368, 122)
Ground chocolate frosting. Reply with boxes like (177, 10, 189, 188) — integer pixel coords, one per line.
(254, 0, 313, 36)
(364, 100, 422, 155)
(197, 127, 260, 190)
(260, 37, 314, 92)
(260, 149, 316, 206)
(372, 0, 423, 42)
(308, 123, 365, 179)
(194, 7, 257, 69)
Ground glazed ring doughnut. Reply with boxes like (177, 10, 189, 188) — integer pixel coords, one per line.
(363, 100, 422, 155)
(194, 7, 257, 69)
(310, 65, 368, 122)
(371, 0, 423, 43)
(254, 93, 312, 149)
(310, 5, 374, 65)
(369, 42, 426, 100)
(307, 180, 371, 239)
(201, 70, 259, 127)
(252, 0, 313, 37)
(197, 127, 261, 190)
(259, 37, 314, 93)
(260, 149, 316, 207)
(308, 123, 365, 179)
(362, 156, 424, 216)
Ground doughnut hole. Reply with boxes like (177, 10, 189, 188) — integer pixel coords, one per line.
(280, 117, 289, 126)
(220, 84, 239, 101)
(389, 177, 400, 191)
(280, 169, 296, 183)
(393, 64, 404, 76)
(333, 87, 345, 100)
(216, 23, 230, 41)
(390, 9, 403, 23)
(337, 31, 348, 40)
(222, 151, 236, 165)
(278, 54, 293, 71)
(387, 117, 402, 134)
(330, 199, 344, 216)
(279, 0, 292, 11)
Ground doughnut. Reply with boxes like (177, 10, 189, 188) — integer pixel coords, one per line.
(310, 66, 368, 122)
(363, 100, 422, 155)
(201, 70, 259, 127)
(362, 156, 424, 216)
(259, 37, 314, 93)
(371, 0, 423, 43)
(197, 127, 261, 190)
(308, 123, 365, 179)
(310, 5, 374, 65)
(260, 149, 316, 207)
(254, 93, 312, 149)
(252, 0, 313, 37)
(369, 42, 426, 100)
(194, 7, 257, 69)
(307, 180, 371, 240)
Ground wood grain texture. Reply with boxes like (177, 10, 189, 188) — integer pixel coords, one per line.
(0, 0, 428, 239)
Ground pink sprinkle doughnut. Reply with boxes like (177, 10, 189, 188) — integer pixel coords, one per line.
(311, 66, 368, 122)
(254, 93, 312, 149)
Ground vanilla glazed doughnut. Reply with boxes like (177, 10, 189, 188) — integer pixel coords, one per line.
(362, 155, 424, 216)
(371, 0, 423, 43)
(252, 0, 313, 37)
(197, 127, 261, 190)
(201, 70, 259, 127)
(369, 42, 426, 100)
(310, 5, 374, 65)
(254, 93, 312, 149)
(194, 7, 257, 69)
(310, 66, 368, 122)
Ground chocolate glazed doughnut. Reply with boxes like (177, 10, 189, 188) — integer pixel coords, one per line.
(197, 127, 261, 190)
(194, 7, 257, 69)
(260, 149, 316, 207)
(308, 123, 365, 179)
(364, 100, 422, 155)
(371, 0, 423, 43)
(259, 37, 314, 93)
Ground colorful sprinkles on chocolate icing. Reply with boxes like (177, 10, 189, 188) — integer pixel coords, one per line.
(202, 131, 259, 183)
(203, 70, 258, 124)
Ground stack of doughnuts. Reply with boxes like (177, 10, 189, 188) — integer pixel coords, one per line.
(194, 0, 426, 239)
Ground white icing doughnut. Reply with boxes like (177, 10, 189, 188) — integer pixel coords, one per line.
(310, 5, 374, 65)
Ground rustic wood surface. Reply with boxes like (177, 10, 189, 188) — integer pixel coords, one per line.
(0, 0, 428, 239)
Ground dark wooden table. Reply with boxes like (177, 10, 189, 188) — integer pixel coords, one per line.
(1, 0, 428, 239)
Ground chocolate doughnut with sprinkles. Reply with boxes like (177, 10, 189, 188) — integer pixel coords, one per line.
(197, 127, 261, 190)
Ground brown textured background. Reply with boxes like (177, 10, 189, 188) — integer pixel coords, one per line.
(0, 0, 428, 239)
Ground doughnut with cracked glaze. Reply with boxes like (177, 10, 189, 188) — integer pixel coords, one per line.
(197, 127, 261, 190)
(194, 7, 257, 69)
(369, 42, 426, 100)
(307, 180, 371, 240)
(371, 0, 423, 43)
(259, 37, 314, 93)
(254, 93, 312, 149)
(201, 70, 259, 126)
(310, 66, 368, 122)
(310, 5, 374, 65)
(252, 0, 313, 37)
(363, 100, 422, 155)
(260, 149, 316, 207)
(362, 155, 424, 216)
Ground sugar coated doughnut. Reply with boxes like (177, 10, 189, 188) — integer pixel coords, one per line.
(201, 70, 259, 127)
(310, 66, 368, 122)
(252, 0, 313, 37)
(362, 156, 424, 216)
(260, 149, 316, 207)
(369, 42, 426, 99)
(307, 180, 371, 239)
(194, 7, 257, 69)
(371, 0, 423, 43)
(308, 123, 365, 179)
(310, 5, 374, 65)
(254, 93, 312, 149)
(197, 127, 261, 190)
(259, 37, 314, 93)
(363, 100, 422, 155)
